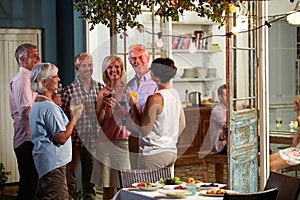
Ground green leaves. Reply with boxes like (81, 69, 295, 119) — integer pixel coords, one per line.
(0, 163, 11, 191)
(73, 0, 239, 33)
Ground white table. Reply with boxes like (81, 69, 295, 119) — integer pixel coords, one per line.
(112, 188, 224, 200)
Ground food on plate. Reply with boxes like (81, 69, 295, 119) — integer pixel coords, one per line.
(185, 177, 202, 184)
(166, 190, 186, 195)
(200, 183, 219, 187)
(137, 182, 156, 188)
(159, 177, 183, 185)
(206, 189, 227, 194)
(174, 185, 186, 190)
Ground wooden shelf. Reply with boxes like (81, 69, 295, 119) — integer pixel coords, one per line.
(172, 49, 221, 53)
(173, 77, 221, 82)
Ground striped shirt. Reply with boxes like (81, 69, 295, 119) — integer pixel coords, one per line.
(61, 77, 103, 150)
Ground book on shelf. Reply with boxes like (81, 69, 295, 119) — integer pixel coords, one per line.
(172, 33, 194, 50)
(193, 30, 212, 50)
(184, 36, 191, 49)
(172, 36, 181, 49)
(176, 36, 184, 49)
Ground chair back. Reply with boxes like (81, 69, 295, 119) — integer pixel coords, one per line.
(223, 188, 279, 200)
(118, 167, 171, 188)
(264, 171, 300, 200)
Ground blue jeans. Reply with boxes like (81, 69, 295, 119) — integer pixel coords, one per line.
(14, 141, 38, 200)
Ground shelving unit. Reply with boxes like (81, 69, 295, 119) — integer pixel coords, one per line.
(172, 49, 221, 53)
(173, 77, 221, 82)
(169, 15, 225, 100)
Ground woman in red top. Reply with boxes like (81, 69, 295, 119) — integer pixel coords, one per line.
(91, 55, 130, 200)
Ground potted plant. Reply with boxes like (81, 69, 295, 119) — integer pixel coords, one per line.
(0, 162, 11, 194)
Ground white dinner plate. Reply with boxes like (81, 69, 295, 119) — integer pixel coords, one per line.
(138, 186, 159, 191)
(132, 182, 160, 191)
(160, 190, 192, 199)
(197, 183, 226, 190)
(199, 189, 237, 197)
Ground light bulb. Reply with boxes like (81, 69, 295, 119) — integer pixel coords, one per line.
(155, 38, 164, 48)
(229, 3, 236, 13)
(287, 0, 300, 25)
(287, 11, 300, 25)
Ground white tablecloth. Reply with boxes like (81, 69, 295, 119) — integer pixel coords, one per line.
(112, 188, 224, 200)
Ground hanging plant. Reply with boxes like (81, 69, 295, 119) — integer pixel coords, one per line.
(73, 0, 240, 33)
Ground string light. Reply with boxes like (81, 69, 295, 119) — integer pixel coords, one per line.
(287, 0, 300, 25)
(128, 11, 295, 54)
(229, 2, 237, 14)
(155, 31, 164, 48)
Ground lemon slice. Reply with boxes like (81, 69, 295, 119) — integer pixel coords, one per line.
(129, 91, 138, 98)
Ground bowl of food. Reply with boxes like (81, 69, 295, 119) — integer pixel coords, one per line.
(159, 177, 184, 185)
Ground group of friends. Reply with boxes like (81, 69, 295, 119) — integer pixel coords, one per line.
(9, 42, 299, 200)
(9, 43, 185, 200)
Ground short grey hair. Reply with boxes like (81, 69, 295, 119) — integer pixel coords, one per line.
(74, 52, 93, 67)
(30, 63, 58, 94)
(15, 43, 37, 66)
(128, 44, 148, 58)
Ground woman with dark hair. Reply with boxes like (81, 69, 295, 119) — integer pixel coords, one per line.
(29, 63, 83, 199)
(128, 57, 186, 169)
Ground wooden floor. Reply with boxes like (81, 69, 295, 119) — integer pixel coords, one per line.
(174, 163, 228, 183)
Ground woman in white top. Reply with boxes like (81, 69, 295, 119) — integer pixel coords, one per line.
(129, 58, 186, 169)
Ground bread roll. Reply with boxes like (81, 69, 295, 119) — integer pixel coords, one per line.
(186, 177, 195, 183)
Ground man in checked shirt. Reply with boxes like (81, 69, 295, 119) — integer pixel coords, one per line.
(61, 52, 103, 199)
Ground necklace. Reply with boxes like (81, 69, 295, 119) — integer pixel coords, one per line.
(37, 94, 53, 102)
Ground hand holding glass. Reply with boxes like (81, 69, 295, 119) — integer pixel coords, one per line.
(70, 99, 84, 121)
(126, 91, 138, 107)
